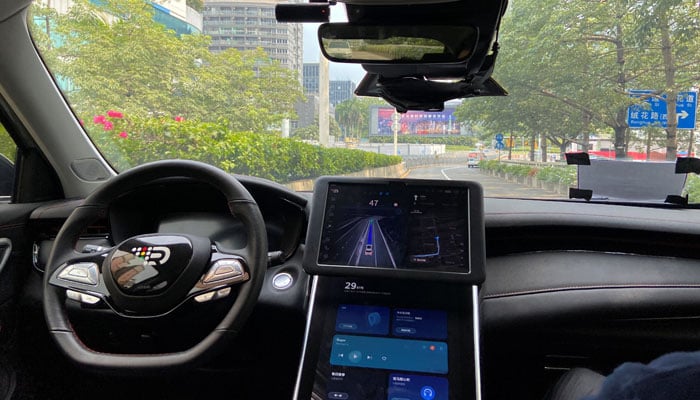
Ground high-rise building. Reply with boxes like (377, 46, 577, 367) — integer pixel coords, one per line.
(40, 0, 203, 34)
(203, 0, 303, 72)
(330, 80, 356, 107)
(303, 63, 319, 95)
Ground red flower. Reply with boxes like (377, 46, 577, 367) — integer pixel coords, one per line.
(174, 116, 184, 122)
(107, 110, 124, 119)
(93, 115, 106, 124)
(80, 119, 85, 126)
(118, 131, 128, 139)
(103, 121, 114, 131)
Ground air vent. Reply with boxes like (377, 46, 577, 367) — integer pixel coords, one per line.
(32, 219, 111, 273)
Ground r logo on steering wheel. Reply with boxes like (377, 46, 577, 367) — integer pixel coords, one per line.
(131, 246, 171, 266)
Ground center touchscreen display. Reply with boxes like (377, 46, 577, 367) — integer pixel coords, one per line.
(326, 304, 450, 400)
(317, 182, 469, 272)
(297, 277, 478, 400)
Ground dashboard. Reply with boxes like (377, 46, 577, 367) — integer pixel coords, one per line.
(23, 175, 700, 400)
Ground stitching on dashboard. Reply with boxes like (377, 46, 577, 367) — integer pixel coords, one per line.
(32, 200, 83, 219)
(483, 283, 700, 299)
(0, 222, 28, 231)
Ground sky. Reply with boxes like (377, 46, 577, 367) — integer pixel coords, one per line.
(302, 5, 365, 85)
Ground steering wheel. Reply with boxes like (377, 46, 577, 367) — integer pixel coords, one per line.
(42, 160, 267, 372)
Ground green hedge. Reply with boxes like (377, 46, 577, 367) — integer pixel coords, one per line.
(370, 136, 476, 146)
(480, 160, 577, 186)
(87, 114, 401, 183)
(683, 174, 700, 203)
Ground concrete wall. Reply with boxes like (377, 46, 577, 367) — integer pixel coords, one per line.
(355, 144, 446, 156)
(284, 163, 408, 191)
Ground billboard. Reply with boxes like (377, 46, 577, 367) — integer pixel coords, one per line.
(370, 107, 461, 136)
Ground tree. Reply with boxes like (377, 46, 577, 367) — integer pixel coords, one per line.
(630, 0, 700, 159)
(455, 0, 700, 160)
(291, 117, 341, 141)
(31, 0, 303, 132)
(335, 97, 388, 139)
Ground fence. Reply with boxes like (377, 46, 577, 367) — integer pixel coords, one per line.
(402, 154, 470, 168)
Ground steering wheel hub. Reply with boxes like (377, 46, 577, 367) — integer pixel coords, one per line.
(102, 233, 212, 315)
(109, 235, 194, 296)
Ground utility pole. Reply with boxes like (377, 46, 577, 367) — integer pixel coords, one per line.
(392, 111, 400, 156)
(319, 53, 330, 146)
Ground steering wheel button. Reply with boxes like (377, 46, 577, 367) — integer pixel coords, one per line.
(80, 293, 100, 304)
(58, 263, 99, 285)
(194, 291, 216, 303)
(66, 289, 82, 301)
(66, 290, 101, 305)
(212, 266, 235, 278)
(216, 287, 232, 299)
(202, 259, 244, 284)
(68, 269, 88, 277)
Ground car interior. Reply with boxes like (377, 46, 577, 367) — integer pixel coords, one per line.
(0, 0, 699, 399)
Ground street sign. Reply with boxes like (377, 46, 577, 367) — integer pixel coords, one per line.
(495, 133, 504, 142)
(495, 141, 505, 150)
(627, 90, 697, 129)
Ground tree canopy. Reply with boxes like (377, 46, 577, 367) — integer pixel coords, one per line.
(335, 97, 389, 139)
(31, 0, 304, 133)
(456, 0, 700, 160)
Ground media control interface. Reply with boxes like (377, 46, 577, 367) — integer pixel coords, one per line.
(328, 305, 449, 400)
(295, 277, 479, 400)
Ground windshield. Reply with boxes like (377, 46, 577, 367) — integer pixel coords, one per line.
(29, 0, 700, 203)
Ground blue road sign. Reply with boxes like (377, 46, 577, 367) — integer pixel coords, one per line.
(495, 141, 505, 150)
(495, 133, 504, 142)
(627, 90, 697, 129)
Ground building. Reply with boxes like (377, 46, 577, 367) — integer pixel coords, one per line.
(292, 94, 318, 131)
(40, 0, 203, 34)
(330, 80, 356, 107)
(303, 63, 319, 95)
(202, 0, 303, 72)
(152, 0, 204, 35)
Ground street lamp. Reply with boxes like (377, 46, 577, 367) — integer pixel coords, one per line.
(392, 110, 400, 156)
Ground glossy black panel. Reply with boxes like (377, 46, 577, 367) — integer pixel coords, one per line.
(110, 235, 193, 295)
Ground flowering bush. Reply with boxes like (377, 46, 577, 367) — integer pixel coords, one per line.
(84, 111, 401, 182)
(480, 160, 577, 186)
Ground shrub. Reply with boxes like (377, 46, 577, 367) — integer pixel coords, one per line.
(536, 166, 577, 185)
(683, 174, 700, 203)
(478, 160, 576, 185)
(86, 112, 402, 183)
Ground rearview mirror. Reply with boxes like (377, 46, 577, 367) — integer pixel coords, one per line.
(318, 23, 478, 64)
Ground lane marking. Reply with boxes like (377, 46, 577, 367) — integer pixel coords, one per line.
(440, 166, 468, 180)
(376, 223, 398, 269)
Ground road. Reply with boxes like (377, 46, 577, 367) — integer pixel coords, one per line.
(408, 165, 564, 199)
(337, 217, 398, 268)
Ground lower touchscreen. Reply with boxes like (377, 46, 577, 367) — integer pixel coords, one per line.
(321, 305, 450, 400)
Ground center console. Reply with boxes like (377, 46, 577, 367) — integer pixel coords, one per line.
(296, 177, 485, 400)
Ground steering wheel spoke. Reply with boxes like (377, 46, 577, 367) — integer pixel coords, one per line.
(48, 249, 112, 300)
(188, 248, 251, 303)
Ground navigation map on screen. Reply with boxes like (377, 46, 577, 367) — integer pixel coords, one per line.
(318, 182, 469, 271)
